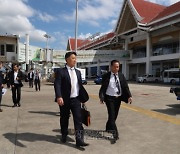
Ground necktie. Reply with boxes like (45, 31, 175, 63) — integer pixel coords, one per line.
(70, 69, 76, 94)
(114, 74, 121, 95)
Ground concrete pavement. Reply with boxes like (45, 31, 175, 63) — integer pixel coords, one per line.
(0, 81, 180, 154)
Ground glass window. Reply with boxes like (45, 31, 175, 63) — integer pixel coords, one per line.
(164, 72, 168, 77)
(0, 45, 5, 56)
(6, 44, 14, 52)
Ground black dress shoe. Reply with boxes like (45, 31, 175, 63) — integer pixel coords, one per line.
(113, 134, 119, 140)
(12, 104, 17, 107)
(76, 140, 89, 147)
(17, 103, 21, 107)
(61, 135, 67, 143)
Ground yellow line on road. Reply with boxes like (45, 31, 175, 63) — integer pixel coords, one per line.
(90, 94, 180, 125)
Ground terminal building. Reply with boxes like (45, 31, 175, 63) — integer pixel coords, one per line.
(67, 0, 180, 80)
(0, 0, 179, 81)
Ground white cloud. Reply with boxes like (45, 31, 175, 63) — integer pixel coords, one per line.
(53, 32, 69, 50)
(109, 19, 118, 28)
(0, 0, 51, 43)
(63, 0, 122, 27)
(37, 12, 57, 23)
(79, 33, 92, 39)
(147, 0, 179, 5)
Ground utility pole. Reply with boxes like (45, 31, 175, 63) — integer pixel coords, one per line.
(43, 34, 51, 79)
(75, 0, 78, 52)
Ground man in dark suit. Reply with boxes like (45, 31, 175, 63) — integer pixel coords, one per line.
(28, 68, 34, 88)
(54, 52, 89, 147)
(99, 60, 132, 142)
(34, 69, 41, 91)
(0, 61, 5, 112)
(10, 64, 23, 107)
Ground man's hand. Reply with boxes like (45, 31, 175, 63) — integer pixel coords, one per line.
(57, 97, 64, 106)
(128, 97, 132, 104)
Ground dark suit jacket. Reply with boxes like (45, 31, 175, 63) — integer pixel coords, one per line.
(28, 72, 34, 80)
(9, 70, 23, 86)
(99, 72, 132, 103)
(0, 71, 5, 86)
(54, 67, 89, 103)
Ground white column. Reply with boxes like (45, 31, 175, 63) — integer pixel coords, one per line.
(137, 64, 139, 78)
(146, 32, 152, 74)
(16, 35, 20, 62)
(122, 61, 126, 75)
(97, 60, 100, 76)
(88, 65, 91, 78)
(124, 38, 129, 79)
(25, 34, 29, 65)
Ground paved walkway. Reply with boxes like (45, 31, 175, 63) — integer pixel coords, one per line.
(0, 82, 180, 154)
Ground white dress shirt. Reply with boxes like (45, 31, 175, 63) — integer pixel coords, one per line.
(66, 65, 79, 98)
(34, 72, 41, 80)
(106, 72, 122, 97)
(14, 71, 19, 84)
(30, 72, 33, 78)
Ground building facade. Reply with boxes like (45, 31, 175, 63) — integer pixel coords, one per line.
(71, 0, 180, 80)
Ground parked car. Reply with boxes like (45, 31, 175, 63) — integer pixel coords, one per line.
(94, 76, 102, 84)
(137, 74, 161, 83)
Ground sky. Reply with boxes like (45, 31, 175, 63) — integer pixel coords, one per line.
(0, 0, 179, 50)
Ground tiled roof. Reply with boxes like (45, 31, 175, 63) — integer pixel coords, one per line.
(68, 38, 90, 51)
(150, 1, 180, 22)
(131, 0, 166, 23)
(78, 32, 115, 50)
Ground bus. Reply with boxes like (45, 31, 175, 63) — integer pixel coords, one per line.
(163, 68, 180, 84)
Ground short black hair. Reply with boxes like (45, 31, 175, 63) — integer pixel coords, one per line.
(111, 60, 120, 66)
(13, 63, 19, 67)
(65, 52, 77, 60)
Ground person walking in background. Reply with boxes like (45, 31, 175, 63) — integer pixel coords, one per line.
(28, 68, 34, 88)
(10, 63, 24, 107)
(34, 70, 41, 91)
(99, 60, 132, 143)
(5, 69, 10, 88)
(0, 62, 5, 112)
(54, 52, 89, 148)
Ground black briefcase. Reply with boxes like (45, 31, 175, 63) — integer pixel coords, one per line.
(79, 86, 89, 103)
(81, 104, 90, 127)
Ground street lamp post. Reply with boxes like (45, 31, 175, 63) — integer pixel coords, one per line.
(44, 34, 51, 59)
(25, 34, 29, 71)
(75, 0, 78, 52)
(43, 34, 51, 79)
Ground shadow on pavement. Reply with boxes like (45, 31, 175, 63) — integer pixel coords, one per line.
(3, 133, 60, 148)
(1, 104, 13, 107)
(53, 128, 75, 135)
(152, 104, 180, 116)
(29, 111, 60, 116)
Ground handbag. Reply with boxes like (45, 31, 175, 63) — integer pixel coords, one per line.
(81, 104, 91, 127)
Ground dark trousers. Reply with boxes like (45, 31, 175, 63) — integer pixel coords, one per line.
(104, 95, 121, 136)
(12, 84, 21, 105)
(6, 80, 10, 88)
(29, 79, 33, 88)
(59, 98, 84, 142)
(34, 79, 40, 91)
